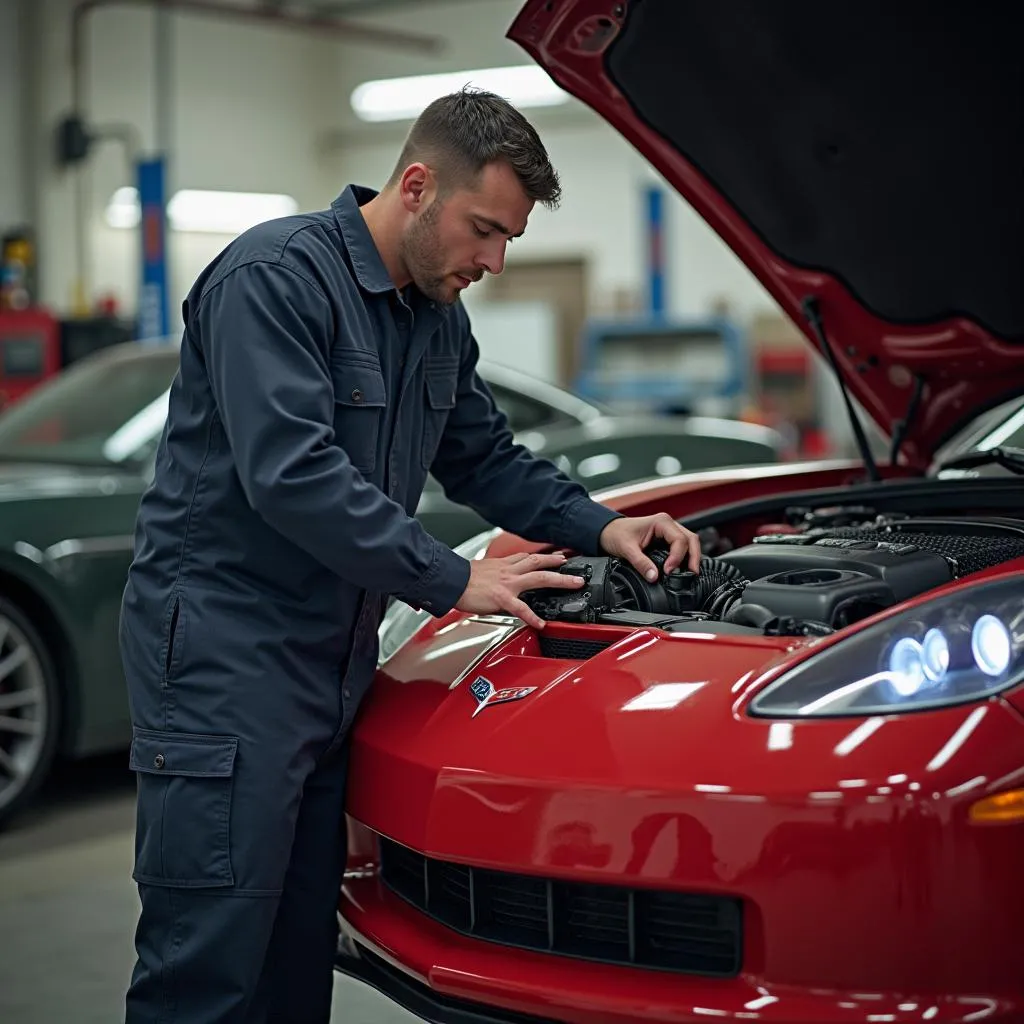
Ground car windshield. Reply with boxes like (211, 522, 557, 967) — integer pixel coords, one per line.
(0, 347, 179, 467)
(931, 395, 1024, 474)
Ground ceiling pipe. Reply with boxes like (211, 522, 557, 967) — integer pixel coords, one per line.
(70, 0, 444, 113)
(63, 0, 441, 312)
(313, 0, 483, 14)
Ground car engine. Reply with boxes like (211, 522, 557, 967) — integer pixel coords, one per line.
(522, 509, 1024, 636)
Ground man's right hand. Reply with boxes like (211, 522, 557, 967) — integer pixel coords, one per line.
(455, 551, 584, 630)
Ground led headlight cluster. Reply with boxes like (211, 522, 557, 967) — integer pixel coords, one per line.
(750, 577, 1024, 717)
(886, 614, 1012, 698)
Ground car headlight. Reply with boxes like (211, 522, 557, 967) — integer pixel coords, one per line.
(749, 577, 1024, 717)
(377, 528, 501, 665)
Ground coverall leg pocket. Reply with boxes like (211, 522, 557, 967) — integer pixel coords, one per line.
(129, 728, 238, 888)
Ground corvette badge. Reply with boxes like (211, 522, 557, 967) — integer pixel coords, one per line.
(468, 675, 537, 717)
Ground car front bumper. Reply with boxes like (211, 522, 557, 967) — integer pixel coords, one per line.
(338, 866, 1024, 1024)
(335, 931, 559, 1024)
(341, 672, 1024, 1022)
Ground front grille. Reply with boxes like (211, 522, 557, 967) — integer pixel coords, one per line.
(537, 636, 612, 660)
(379, 838, 742, 977)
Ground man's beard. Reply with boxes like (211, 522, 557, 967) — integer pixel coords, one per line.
(400, 199, 458, 306)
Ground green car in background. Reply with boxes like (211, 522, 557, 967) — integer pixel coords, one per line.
(0, 341, 782, 827)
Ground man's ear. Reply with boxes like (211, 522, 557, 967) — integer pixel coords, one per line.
(398, 162, 435, 212)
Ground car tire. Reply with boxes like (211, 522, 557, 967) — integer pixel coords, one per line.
(0, 596, 61, 830)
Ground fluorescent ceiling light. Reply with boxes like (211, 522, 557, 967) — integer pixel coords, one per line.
(106, 186, 142, 229)
(170, 190, 299, 234)
(351, 65, 568, 123)
(105, 188, 299, 234)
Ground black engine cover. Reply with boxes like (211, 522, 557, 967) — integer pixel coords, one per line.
(719, 533, 954, 603)
(736, 568, 894, 628)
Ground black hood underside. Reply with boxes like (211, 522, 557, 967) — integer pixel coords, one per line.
(606, 0, 1024, 341)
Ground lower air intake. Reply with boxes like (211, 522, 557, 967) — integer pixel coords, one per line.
(379, 837, 742, 977)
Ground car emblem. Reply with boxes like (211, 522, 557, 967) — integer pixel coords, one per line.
(468, 675, 537, 717)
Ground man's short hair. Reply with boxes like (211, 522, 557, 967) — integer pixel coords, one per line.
(388, 87, 562, 209)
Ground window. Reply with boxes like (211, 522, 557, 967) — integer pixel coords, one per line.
(973, 401, 1024, 450)
(934, 396, 1024, 467)
(0, 350, 179, 466)
(488, 383, 575, 433)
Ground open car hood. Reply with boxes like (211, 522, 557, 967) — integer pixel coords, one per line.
(508, 0, 1024, 468)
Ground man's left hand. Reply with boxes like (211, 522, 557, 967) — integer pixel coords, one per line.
(599, 513, 701, 582)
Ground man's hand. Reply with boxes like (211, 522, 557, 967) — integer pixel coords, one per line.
(599, 513, 701, 581)
(455, 552, 585, 630)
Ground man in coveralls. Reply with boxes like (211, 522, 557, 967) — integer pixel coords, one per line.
(119, 89, 701, 1023)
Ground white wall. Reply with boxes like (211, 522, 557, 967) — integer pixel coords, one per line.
(0, 0, 28, 230)
(320, 116, 779, 326)
(25, 0, 780, 335)
(314, 0, 780, 327)
(30, 0, 341, 320)
(462, 299, 559, 380)
(317, 0, 545, 141)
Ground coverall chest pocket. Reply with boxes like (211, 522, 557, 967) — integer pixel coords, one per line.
(331, 350, 387, 476)
(420, 358, 459, 470)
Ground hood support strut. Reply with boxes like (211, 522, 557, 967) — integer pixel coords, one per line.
(890, 374, 926, 467)
(802, 296, 881, 482)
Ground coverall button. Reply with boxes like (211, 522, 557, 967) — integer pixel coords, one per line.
(351, 388, 363, 403)
(153, 753, 165, 769)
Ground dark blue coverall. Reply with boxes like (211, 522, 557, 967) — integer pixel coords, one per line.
(118, 184, 620, 1023)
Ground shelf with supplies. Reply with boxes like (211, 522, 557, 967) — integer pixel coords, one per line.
(571, 315, 748, 416)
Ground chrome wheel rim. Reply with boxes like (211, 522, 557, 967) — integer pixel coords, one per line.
(0, 614, 47, 814)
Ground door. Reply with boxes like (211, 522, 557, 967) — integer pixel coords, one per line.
(478, 258, 588, 387)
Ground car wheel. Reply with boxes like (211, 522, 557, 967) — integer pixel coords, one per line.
(0, 597, 61, 829)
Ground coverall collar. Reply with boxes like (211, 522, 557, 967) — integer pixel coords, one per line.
(331, 184, 402, 296)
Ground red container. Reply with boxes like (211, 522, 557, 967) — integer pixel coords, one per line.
(0, 308, 63, 411)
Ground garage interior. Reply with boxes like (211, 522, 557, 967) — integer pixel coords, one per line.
(2, 1, 1019, 1022)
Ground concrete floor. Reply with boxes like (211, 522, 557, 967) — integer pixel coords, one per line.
(0, 754, 417, 1024)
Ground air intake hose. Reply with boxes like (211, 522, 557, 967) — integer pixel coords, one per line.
(695, 558, 749, 617)
(658, 555, 749, 616)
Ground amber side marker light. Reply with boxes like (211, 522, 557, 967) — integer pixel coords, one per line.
(970, 789, 1024, 824)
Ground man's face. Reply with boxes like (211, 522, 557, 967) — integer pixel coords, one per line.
(400, 161, 534, 306)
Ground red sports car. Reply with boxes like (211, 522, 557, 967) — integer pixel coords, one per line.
(335, 1, 1024, 1021)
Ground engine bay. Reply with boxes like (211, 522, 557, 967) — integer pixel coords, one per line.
(522, 506, 1024, 637)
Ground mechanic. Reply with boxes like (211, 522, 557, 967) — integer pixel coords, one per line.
(118, 87, 701, 1024)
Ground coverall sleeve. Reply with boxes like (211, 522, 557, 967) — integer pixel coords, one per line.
(193, 259, 470, 616)
(429, 310, 623, 555)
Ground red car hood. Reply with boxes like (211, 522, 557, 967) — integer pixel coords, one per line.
(508, 0, 1024, 468)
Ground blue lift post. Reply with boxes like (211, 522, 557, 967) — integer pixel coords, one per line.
(136, 157, 170, 344)
(572, 184, 748, 414)
(647, 184, 665, 320)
